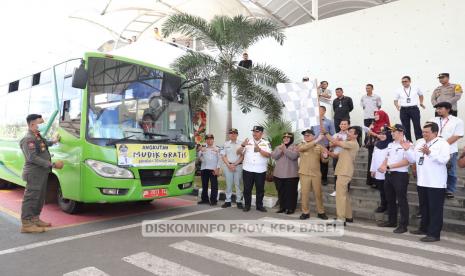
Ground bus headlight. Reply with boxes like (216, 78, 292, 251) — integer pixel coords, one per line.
(85, 159, 134, 179)
(175, 161, 196, 176)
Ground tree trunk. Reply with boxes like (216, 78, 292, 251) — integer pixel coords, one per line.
(226, 80, 232, 140)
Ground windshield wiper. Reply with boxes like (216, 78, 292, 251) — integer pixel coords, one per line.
(106, 135, 136, 146)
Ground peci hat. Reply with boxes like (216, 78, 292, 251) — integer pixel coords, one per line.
(229, 128, 238, 134)
(390, 124, 405, 132)
(301, 129, 314, 135)
(438, 73, 449, 78)
(205, 134, 214, 139)
(251, 126, 264, 132)
(434, 101, 452, 110)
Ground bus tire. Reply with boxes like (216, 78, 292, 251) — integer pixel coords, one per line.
(57, 184, 82, 214)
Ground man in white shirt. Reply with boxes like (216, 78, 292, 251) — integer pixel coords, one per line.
(377, 124, 412, 234)
(360, 83, 382, 130)
(198, 134, 221, 206)
(394, 76, 425, 142)
(237, 126, 271, 212)
(221, 128, 244, 209)
(429, 102, 464, 199)
(405, 122, 450, 242)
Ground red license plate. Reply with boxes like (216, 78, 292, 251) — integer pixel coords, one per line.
(143, 188, 168, 198)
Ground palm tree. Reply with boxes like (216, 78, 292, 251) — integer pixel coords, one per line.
(162, 13, 289, 138)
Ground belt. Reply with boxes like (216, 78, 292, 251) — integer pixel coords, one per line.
(386, 171, 408, 175)
(400, 106, 418, 109)
(229, 162, 242, 165)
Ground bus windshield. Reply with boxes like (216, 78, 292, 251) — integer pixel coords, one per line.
(86, 57, 193, 145)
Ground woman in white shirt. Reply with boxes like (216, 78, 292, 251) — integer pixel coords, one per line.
(370, 128, 392, 213)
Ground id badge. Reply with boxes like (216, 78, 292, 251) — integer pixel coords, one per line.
(418, 156, 424, 166)
(339, 103, 342, 108)
(406, 98, 411, 104)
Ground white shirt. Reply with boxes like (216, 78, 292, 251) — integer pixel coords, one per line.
(394, 85, 423, 107)
(429, 115, 464, 154)
(241, 138, 271, 173)
(406, 137, 450, 188)
(332, 131, 348, 154)
(361, 94, 382, 119)
(386, 140, 411, 172)
(370, 147, 388, 180)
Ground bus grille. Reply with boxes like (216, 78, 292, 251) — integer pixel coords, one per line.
(138, 169, 174, 186)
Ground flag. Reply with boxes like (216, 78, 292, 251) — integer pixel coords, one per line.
(276, 82, 320, 130)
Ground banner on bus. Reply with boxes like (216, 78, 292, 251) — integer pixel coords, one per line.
(116, 144, 189, 166)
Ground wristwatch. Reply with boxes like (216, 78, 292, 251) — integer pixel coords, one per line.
(386, 165, 391, 170)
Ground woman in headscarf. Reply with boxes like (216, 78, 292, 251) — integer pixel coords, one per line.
(370, 127, 393, 213)
(271, 132, 299, 214)
(365, 110, 391, 187)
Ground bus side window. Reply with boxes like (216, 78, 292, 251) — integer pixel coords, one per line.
(59, 77, 81, 138)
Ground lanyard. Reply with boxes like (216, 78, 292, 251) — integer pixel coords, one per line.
(403, 87, 411, 98)
(439, 117, 449, 135)
(422, 138, 439, 156)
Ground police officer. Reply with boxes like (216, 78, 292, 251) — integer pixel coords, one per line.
(377, 124, 412, 234)
(237, 126, 271, 212)
(20, 114, 63, 233)
(431, 73, 463, 116)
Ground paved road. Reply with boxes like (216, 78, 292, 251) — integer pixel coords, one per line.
(1, 195, 465, 276)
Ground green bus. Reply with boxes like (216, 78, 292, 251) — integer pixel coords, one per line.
(0, 52, 198, 213)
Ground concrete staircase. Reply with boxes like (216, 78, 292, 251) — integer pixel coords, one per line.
(312, 148, 465, 234)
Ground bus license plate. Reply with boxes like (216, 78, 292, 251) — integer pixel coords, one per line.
(143, 189, 168, 198)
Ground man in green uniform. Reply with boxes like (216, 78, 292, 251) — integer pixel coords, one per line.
(431, 73, 463, 116)
(20, 114, 63, 233)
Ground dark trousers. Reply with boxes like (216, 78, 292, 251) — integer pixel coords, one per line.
(334, 118, 342, 133)
(243, 170, 266, 208)
(21, 172, 49, 220)
(417, 186, 445, 238)
(373, 178, 387, 209)
(366, 145, 374, 186)
(200, 169, 218, 203)
(400, 106, 422, 142)
(274, 177, 299, 211)
(384, 172, 409, 227)
(364, 118, 375, 145)
(320, 146, 330, 181)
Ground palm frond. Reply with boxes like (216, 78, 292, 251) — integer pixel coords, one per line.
(260, 119, 293, 150)
(248, 63, 289, 87)
(172, 51, 217, 79)
(240, 17, 285, 48)
(189, 86, 209, 114)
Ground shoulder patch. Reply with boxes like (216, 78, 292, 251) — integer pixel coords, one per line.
(28, 142, 36, 150)
(455, 84, 462, 93)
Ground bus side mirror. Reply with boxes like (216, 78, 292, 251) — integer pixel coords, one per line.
(72, 61, 88, 89)
(202, 78, 210, 96)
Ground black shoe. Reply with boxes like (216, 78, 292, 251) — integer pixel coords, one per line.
(285, 209, 295, 215)
(276, 209, 285, 213)
(410, 229, 427, 235)
(420, 236, 440, 242)
(243, 206, 251, 212)
(318, 213, 329, 220)
(221, 202, 231, 208)
(371, 184, 378, 189)
(393, 226, 408, 234)
(256, 207, 267, 212)
(236, 202, 243, 209)
(322, 179, 328, 186)
(198, 200, 209, 205)
(377, 221, 397, 227)
(375, 206, 387, 213)
(345, 218, 353, 223)
(299, 213, 310, 220)
(210, 201, 217, 206)
(445, 192, 454, 199)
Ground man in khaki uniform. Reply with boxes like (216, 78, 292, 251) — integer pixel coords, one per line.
(20, 114, 64, 233)
(298, 129, 328, 220)
(431, 73, 463, 116)
(324, 126, 361, 224)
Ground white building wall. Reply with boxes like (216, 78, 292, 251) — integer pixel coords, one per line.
(207, 0, 465, 146)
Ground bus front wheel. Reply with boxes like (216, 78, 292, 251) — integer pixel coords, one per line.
(57, 185, 82, 214)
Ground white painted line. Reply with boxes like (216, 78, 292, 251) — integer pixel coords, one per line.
(171, 240, 311, 276)
(63, 266, 109, 276)
(208, 233, 415, 276)
(122, 252, 206, 276)
(0, 208, 221, 256)
(258, 220, 465, 275)
(261, 217, 465, 259)
(347, 222, 465, 246)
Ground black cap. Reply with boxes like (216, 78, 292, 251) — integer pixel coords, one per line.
(434, 101, 452, 110)
(229, 128, 238, 134)
(251, 126, 264, 132)
(205, 134, 214, 139)
(26, 114, 42, 124)
(391, 124, 405, 132)
(438, 73, 449, 78)
(301, 129, 314, 135)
